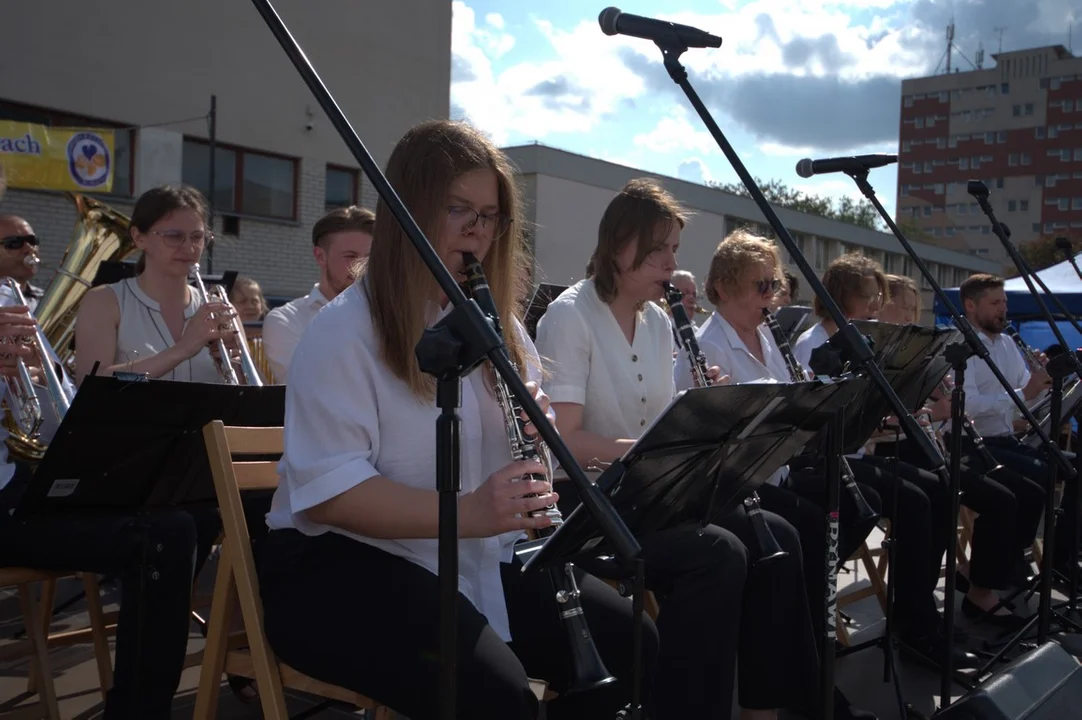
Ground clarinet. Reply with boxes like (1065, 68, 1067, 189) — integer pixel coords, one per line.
(1004, 325, 1042, 373)
(664, 282, 787, 565)
(934, 379, 1003, 474)
(761, 308, 880, 527)
(462, 254, 615, 694)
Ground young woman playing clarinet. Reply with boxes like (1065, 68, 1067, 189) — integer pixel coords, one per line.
(536, 178, 840, 720)
(259, 119, 657, 720)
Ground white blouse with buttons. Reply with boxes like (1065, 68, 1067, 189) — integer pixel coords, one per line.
(535, 278, 676, 440)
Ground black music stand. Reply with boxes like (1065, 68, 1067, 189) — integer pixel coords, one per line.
(16, 375, 284, 517)
(523, 282, 568, 340)
(522, 379, 861, 720)
(13, 375, 283, 719)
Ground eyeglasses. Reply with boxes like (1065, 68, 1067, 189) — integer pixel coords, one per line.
(152, 229, 213, 248)
(447, 206, 513, 237)
(753, 278, 782, 295)
(1, 235, 38, 251)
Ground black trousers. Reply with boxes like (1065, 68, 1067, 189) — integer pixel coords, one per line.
(0, 465, 222, 720)
(846, 455, 949, 638)
(259, 529, 658, 720)
(556, 480, 818, 716)
(761, 477, 882, 645)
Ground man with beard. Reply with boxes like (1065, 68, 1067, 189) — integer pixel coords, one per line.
(263, 205, 374, 381)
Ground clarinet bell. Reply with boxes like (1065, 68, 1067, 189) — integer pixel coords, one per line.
(744, 494, 788, 565)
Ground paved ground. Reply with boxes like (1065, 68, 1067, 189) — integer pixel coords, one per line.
(1, 525, 1079, 719)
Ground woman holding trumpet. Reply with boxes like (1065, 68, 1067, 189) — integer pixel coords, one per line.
(75, 184, 246, 385)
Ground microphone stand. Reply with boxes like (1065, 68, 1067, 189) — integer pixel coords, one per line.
(844, 169, 1077, 708)
(1057, 237, 1082, 282)
(643, 34, 946, 720)
(967, 182, 1082, 647)
(249, 3, 642, 718)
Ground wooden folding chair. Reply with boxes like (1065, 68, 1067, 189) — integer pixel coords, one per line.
(192, 421, 393, 719)
(0, 568, 62, 720)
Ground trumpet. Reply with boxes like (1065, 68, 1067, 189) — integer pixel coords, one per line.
(188, 264, 262, 386)
(462, 253, 615, 694)
(1, 278, 73, 462)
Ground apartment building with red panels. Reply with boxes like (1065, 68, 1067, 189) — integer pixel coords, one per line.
(897, 45, 1082, 269)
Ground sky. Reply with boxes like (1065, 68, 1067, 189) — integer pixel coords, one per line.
(450, 0, 1079, 220)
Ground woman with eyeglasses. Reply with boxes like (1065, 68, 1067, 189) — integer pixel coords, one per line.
(75, 185, 238, 385)
(259, 120, 656, 720)
(74, 184, 263, 706)
(536, 178, 823, 720)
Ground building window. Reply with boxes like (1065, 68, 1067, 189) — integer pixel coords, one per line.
(1072, 198, 1082, 210)
(325, 165, 358, 210)
(1060, 199, 1069, 211)
(1001, 82, 1010, 94)
(985, 132, 995, 144)
(1036, 127, 1046, 139)
(0, 99, 134, 197)
(997, 130, 1008, 143)
(1013, 105, 1021, 117)
(1021, 152, 1031, 165)
(1020, 200, 1029, 211)
(1075, 149, 1082, 161)
(182, 138, 297, 219)
(915, 117, 924, 129)
(1009, 153, 1019, 166)
(1050, 126, 1059, 139)
(1025, 103, 1034, 115)
(1008, 200, 1017, 212)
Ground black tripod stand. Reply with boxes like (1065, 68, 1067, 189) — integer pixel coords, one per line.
(828, 169, 1077, 712)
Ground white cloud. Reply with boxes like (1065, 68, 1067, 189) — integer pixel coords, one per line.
(485, 12, 505, 30)
(677, 158, 714, 184)
(632, 106, 717, 156)
(451, 3, 647, 144)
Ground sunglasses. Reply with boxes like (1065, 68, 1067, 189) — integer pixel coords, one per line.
(1, 235, 38, 251)
(753, 278, 782, 295)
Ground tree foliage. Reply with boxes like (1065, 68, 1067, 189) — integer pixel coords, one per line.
(1015, 233, 1082, 275)
(706, 177, 883, 231)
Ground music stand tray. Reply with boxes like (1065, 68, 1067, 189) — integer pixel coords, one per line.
(15, 376, 284, 518)
(523, 378, 862, 572)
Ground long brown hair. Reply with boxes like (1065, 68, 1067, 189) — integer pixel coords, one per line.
(362, 120, 529, 399)
(813, 252, 888, 319)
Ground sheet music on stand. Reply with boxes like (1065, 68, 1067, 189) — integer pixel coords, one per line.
(827, 321, 960, 453)
(523, 378, 863, 572)
(1023, 376, 1082, 449)
(15, 375, 285, 518)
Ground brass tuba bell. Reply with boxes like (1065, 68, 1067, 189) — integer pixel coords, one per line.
(35, 194, 138, 369)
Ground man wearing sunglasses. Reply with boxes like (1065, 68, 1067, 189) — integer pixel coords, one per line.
(0, 215, 43, 314)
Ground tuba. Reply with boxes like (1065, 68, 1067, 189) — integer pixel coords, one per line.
(35, 194, 138, 368)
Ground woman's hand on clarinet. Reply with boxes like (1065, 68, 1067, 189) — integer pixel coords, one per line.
(518, 381, 553, 438)
(460, 459, 558, 538)
(706, 366, 730, 385)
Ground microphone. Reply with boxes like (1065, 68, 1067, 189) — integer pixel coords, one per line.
(598, 7, 722, 49)
(795, 154, 897, 178)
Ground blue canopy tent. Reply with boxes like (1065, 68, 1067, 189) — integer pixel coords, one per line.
(934, 252, 1082, 353)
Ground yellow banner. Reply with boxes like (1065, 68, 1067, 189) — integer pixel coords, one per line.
(0, 121, 115, 193)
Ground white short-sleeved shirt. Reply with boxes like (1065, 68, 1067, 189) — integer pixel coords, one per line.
(262, 283, 330, 382)
(266, 281, 548, 642)
(0, 284, 76, 494)
(680, 310, 799, 485)
(955, 330, 1031, 438)
(792, 321, 831, 371)
(534, 279, 675, 440)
